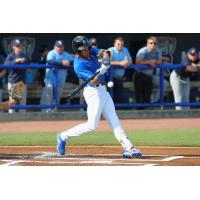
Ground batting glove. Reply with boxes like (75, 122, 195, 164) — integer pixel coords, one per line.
(97, 65, 107, 75)
(102, 57, 111, 69)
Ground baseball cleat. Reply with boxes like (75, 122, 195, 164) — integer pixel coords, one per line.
(123, 147, 142, 159)
(57, 133, 66, 156)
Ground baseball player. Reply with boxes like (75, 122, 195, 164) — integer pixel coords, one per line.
(4, 39, 29, 113)
(170, 47, 200, 110)
(57, 36, 142, 159)
(44, 40, 74, 108)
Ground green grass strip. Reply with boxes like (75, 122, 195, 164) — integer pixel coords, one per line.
(0, 129, 200, 147)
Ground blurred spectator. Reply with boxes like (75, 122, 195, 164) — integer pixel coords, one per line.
(0, 54, 6, 104)
(35, 45, 49, 105)
(36, 45, 49, 85)
(150, 50, 171, 103)
(89, 37, 98, 48)
(108, 37, 132, 103)
(170, 48, 200, 110)
(44, 40, 74, 107)
(4, 39, 29, 113)
(134, 36, 162, 108)
(150, 38, 175, 103)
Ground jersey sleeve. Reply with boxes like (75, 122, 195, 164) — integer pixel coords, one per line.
(125, 48, 132, 61)
(63, 52, 75, 62)
(175, 57, 188, 75)
(46, 51, 61, 66)
(4, 54, 15, 64)
(90, 47, 102, 57)
(74, 61, 94, 81)
(136, 48, 145, 60)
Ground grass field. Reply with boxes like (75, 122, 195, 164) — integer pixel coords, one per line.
(0, 128, 200, 146)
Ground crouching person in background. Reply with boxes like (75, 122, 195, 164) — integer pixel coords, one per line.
(170, 48, 200, 110)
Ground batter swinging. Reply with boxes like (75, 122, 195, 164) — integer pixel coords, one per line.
(57, 36, 142, 159)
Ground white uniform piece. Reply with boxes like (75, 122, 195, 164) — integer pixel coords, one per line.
(170, 70, 190, 110)
(60, 84, 133, 151)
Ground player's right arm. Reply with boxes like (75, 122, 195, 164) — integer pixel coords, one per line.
(4, 54, 16, 66)
(74, 58, 109, 86)
(46, 51, 63, 67)
(136, 49, 156, 67)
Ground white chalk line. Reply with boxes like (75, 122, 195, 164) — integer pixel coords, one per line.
(0, 154, 190, 166)
(143, 163, 157, 166)
(161, 156, 184, 162)
(0, 160, 23, 166)
(0, 159, 145, 166)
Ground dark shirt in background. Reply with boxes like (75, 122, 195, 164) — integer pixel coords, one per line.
(4, 52, 29, 84)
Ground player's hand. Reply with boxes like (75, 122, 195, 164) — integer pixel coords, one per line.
(186, 65, 198, 72)
(191, 63, 198, 68)
(102, 57, 110, 69)
(15, 58, 25, 63)
(120, 60, 129, 67)
(62, 60, 70, 66)
(148, 60, 157, 67)
(97, 65, 107, 75)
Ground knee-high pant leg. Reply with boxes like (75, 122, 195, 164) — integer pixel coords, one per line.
(102, 92, 133, 151)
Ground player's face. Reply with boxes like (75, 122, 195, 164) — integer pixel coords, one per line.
(13, 45, 22, 54)
(188, 52, 198, 61)
(114, 40, 124, 51)
(80, 48, 90, 58)
(147, 39, 157, 51)
(55, 46, 64, 54)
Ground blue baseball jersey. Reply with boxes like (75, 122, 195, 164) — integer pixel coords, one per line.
(108, 46, 132, 78)
(45, 49, 74, 87)
(47, 49, 74, 66)
(136, 46, 162, 76)
(74, 47, 105, 85)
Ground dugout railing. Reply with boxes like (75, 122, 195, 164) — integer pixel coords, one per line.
(0, 63, 200, 110)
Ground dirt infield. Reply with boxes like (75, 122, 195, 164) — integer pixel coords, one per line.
(0, 146, 200, 166)
(1, 118, 200, 133)
(0, 118, 200, 166)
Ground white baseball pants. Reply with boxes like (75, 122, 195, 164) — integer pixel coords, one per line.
(170, 70, 190, 110)
(60, 85, 133, 151)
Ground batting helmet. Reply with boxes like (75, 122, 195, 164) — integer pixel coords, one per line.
(72, 36, 90, 54)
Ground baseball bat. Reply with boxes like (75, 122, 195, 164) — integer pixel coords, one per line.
(67, 71, 100, 100)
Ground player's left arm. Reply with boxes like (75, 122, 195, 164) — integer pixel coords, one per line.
(61, 52, 74, 67)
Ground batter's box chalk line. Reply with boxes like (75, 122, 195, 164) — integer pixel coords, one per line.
(0, 153, 174, 159)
